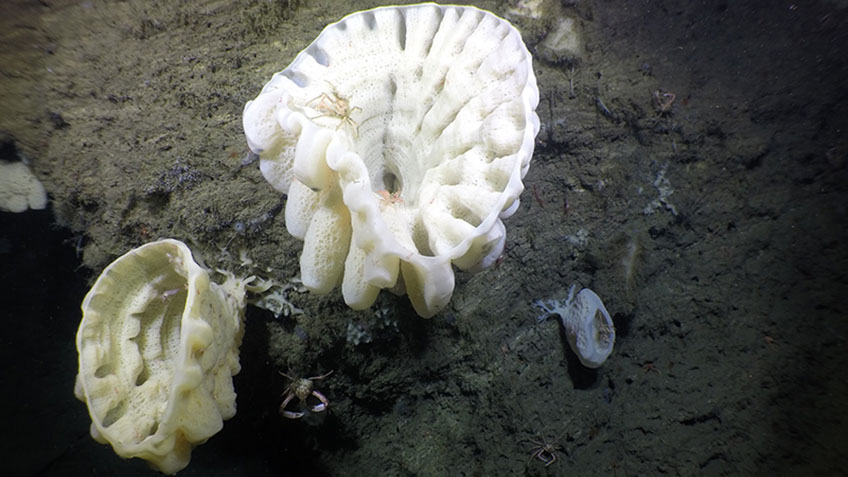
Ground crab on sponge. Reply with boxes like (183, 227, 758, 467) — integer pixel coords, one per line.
(243, 4, 540, 317)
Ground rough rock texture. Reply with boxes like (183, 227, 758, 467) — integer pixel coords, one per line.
(1, 0, 846, 475)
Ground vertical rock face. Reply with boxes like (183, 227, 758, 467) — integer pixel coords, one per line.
(74, 238, 248, 474)
(243, 4, 540, 317)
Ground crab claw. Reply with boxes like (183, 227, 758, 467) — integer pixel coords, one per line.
(280, 393, 305, 419)
(310, 390, 329, 413)
(282, 409, 305, 419)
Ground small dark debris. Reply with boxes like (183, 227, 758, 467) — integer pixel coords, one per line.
(48, 111, 69, 129)
(233, 199, 285, 236)
(680, 410, 722, 426)
(144, 158, 207, 196)
(241, 151, 260, 167)
(106, 94, 132, 103)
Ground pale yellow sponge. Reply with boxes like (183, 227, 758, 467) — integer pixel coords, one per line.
(74, 239, 249, 474)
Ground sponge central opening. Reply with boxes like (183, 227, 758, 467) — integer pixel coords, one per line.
(360, 130, 425, 206)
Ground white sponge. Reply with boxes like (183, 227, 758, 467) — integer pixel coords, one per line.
(243, 4, 539, 317)
(536, 286, 617, 368)
(0, 161, 47, 212)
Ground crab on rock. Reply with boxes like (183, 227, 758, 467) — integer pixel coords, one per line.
(279, 370, 333, 419)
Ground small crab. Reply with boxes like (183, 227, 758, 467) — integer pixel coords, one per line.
(528, 435, 562, 467)
(279, 370, 333, 419)
(159, 284, 187, 302)
(306, 81, 362, 136)
(652, 89, 676, 115)
(376, 189, 404, 207)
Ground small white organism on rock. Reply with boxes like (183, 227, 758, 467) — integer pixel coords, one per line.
(643, 163, 677, 216)
(250, 277, 305, 318)
(536, 285, 616, 368)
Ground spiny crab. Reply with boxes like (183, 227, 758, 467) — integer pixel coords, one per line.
(279, 370, 333, 419)
(306, 80, 361, 137)
(528, 434, 562, 467)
